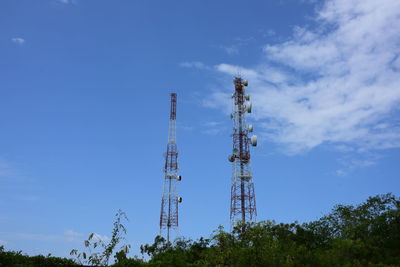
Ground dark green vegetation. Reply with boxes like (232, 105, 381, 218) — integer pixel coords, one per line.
(0, 246, 76, 267)
(1, 193, 399, 267)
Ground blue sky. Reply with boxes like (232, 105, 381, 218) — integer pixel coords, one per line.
(1, 0, 400, 259)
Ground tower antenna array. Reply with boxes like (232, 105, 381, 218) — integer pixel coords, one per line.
(228, 77, 257, 229)
(160, 93, 182, 242)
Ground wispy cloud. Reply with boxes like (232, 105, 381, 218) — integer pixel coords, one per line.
(0, 158, 19, 180)
(209, 0, 400, 156)
(261, 29, 276, 38)
(0, 232, 60, 242)
(219, 36, 257, 55)
(203, 129, 225, 135)
(0, 158, 41, 203)
(11, 38, 25, 45)
(202, 91, 231, 114)
(220, 45, 239, 55)
(202, 121, 226, 135)
(215, 64, 259, 80)
(0, 230, 99, 244)
(336, 153, 380, 175)
(57, 0, 71, 4)
(64, 230, 84, 242)
(91, 233, 110, 243)
(178, 125, 194, 131)
(179, 61, 210, 70)
(203, 121, 223, 127)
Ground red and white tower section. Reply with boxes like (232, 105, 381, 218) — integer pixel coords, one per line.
(159, 93, 182, 242)
(229, 77, 257, 227)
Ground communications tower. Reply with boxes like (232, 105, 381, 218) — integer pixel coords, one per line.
(228, 77, 257, 228)
(159, 93, 182, 242)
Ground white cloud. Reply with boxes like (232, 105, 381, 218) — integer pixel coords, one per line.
(64, 229, 83, 242)
(0, 232, 59, 242)
(11, 38, 25, 45)
(221, 45, 239, 55)
(203, 128, 225, 135)
(0, 230, 89, 244)
(179, 61, 209, 70)
(202, 121, 226, 135)
(203, 121, 223, 127)
(215, 64, 259, 81)
(177, 123, 194, 131)
(57, 0, 79, 4)
(0, 158, 18, 180)
(202, 91, 231, 113)
(265, 29, 276, 37)
(335, 153, 379, 175)
(335, 169, 346, 176)
(210, 0, 400, 155)
(91, 233, 110, 243)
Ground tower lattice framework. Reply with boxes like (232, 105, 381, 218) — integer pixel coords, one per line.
(160, 93, 182, 242)
(229, 77, 257, 228)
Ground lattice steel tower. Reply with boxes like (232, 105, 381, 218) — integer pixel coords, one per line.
(160, 93, 182, 242)
(228, 77, 257, 228)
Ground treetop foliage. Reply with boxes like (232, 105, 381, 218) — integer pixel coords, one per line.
(1, 193, 399, 267)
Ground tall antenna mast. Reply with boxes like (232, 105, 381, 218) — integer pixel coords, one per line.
(160, 93, 182, 242)
(228, 77, 257, 229)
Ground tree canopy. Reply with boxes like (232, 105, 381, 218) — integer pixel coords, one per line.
(1, 193, 399, 267)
